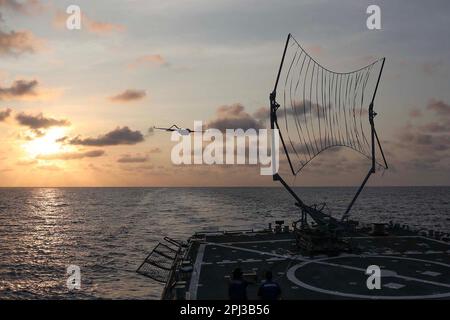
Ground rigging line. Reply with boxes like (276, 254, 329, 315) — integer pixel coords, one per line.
(316, 60, 323, 150)
(292, 51, 311, 164)
(343, 73, 352, 148)
(294, 144, 375, 175)
(303, 59, 314, 157)
(309, 61, 320, 154)
(288, 49, 305, 164)
(347, 73, 358, 150)
(289, 35, 383, 75)
(343, 73, 351, 147)
(332, 72, 339, 145)
(348, 74, 358, 147)
(352, 69, 364, 154)
(328, 70, 334, 146)
(291, 51, 311, 164)
(336, 74, 344, 143)
(302, 56, 315, 159)
(283, 48, 301, 165)
(360, 64, 373, 155)
(321, 67, 328, 148)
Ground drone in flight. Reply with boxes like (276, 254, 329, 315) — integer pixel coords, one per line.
(152, 125, 203, 136)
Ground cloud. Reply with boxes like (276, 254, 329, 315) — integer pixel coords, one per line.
(69, 126, 144, 146)
(252, 107, 268, 121)
(280, 100, 329, 119)
(84, 15, 125, 34)
(0, 107, 11, 121)
(0, 80, 38, 100)
(206, 104, 265, 131)
(421, 61, 444, 76)
(16, 112, 70, 129)
(109, 89, 146, 102)
(37, 149, 105, 160)
(0, 29, 43, 56)
(0, 0, 44, 14)
(128, 54, 168, 69)
(427, 99, 450, 116)
(53, 9, 125, 34)
(117, 154, 148, 163)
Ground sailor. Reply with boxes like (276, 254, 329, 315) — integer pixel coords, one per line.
(228, 268, 248, 300)
(257, 271, 281, 300)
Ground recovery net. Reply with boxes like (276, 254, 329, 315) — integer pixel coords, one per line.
(274, 35, 387, 175)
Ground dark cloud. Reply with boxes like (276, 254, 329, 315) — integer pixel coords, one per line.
(0, 80, 38, 99)
(37, 150, 105, 160)
(0, 107, 11, 121)
(117, 154, 148, 163)
(280, 100, 329, 119)
(16, 111, 70, 129)
(109, 89, 146, 102)
(207, 104, 265, 132)
(0, 29, 42, 56)
(69, 126, 144, 146)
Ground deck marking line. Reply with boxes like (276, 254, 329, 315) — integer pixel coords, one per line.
(189, 243, 206, 300)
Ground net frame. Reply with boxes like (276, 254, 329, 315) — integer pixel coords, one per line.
(270, 34, 388, 222)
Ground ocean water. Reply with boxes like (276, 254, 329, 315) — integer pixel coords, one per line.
(0, 187, 448, 299)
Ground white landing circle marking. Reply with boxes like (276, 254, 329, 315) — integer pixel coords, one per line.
(286, 255, 450, 300)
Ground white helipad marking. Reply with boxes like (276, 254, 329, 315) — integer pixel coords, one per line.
(422, 271, 441, 277)
(286, 255, 450, 300)
(425, 250, 443, 254)
(242, 259, 262, 263)
(384, 282, 405, 289)
(217, 260, 237, 264)
(189, 243, 206, 300)
(222, 239, 295, 245)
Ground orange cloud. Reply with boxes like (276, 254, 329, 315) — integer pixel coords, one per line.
(0, 29, 44, 56)
(109, 89, 146, 103)
(128, 54, 168, 69)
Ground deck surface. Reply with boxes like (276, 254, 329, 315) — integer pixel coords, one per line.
(184, 230, 450, 300)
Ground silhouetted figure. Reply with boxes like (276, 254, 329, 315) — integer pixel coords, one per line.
(258, 271, 281, 300)
(228, 268, 248, 300)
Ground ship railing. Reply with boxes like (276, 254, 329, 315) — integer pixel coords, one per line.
(136, 237, 184, 284)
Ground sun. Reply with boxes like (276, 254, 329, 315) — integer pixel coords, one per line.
(23, 127, 70, 158)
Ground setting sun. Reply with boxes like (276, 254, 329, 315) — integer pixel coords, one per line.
(22, 127, 69, 158)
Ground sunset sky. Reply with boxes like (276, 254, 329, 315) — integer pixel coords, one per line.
(0, 0, 449, 187)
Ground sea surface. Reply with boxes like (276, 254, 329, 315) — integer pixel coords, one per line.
(0, 187, 448, 299)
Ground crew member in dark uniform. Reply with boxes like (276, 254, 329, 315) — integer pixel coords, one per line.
(258, 271, 281, 300)
(228, 268, 248, 300)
